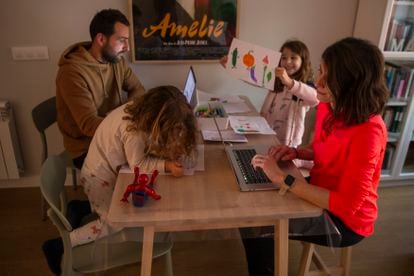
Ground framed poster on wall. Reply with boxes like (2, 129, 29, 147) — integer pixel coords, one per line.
(129, 0, 239, 63)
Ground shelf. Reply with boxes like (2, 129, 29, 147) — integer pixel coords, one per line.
(388, 132, 400, 142)
(355, 0, 414, 184)
(386, 99, 409, 106)
(394, 1, 414, 6)
(383, 51, 414, 60)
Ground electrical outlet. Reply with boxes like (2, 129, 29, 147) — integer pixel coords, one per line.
(11, 46, 49, 61)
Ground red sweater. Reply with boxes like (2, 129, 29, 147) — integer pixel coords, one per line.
(310, 103, 387, 236)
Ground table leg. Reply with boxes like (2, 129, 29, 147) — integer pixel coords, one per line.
(275, 219, 288, 276)
(141, 226, 155, 276)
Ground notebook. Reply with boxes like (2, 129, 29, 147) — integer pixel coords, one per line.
(183, 66, 198, 109)
(225, 144, 297, 191)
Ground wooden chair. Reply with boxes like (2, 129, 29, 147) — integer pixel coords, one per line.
(32, 96, 77, 220)
(298, 242, 352, 276)
(41, 154, 173, 276)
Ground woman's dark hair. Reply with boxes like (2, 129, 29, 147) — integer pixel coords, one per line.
(89, 9, 130, 40)
(123, 85, 197, 161)
(321, 37, 389, 133)
(274, 39, 313, 92)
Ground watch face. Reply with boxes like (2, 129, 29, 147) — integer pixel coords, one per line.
(284, 174, 295, 187)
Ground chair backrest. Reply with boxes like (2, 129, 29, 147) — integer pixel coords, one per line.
(40, 154, 72, 231)
(32, 97, 57, 163)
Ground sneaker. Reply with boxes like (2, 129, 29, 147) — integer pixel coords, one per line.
(42, 237, 63, 275)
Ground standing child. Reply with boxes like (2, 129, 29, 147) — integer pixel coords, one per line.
(43, 86, 198, 274)
(260, 39, 319, 148)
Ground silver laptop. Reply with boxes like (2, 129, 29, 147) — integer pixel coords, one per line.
(225, 144, 297, 191)
(183, 66, 198, 109)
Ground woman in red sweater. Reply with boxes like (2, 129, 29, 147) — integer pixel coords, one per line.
(243, 37, 389, 276)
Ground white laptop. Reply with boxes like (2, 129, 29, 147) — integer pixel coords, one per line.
(225, 144, 297, 191)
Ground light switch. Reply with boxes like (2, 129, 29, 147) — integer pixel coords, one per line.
(11, 46, 49, 61)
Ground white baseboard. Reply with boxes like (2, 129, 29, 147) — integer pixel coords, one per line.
(0, 168, 76, 188)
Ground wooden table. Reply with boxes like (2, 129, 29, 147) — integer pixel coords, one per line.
(108, 142, 321, 275)
(108, 96, 321, 275)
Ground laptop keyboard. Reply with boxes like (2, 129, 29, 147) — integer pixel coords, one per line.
(234, 149, 271, 184)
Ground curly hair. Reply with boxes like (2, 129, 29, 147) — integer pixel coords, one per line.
(274, 39, 313, 92)
(321, 37, 389, 133)
(123, 85, 197, 161)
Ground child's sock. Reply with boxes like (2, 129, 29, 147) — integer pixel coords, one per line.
(42, 237, 63, 275)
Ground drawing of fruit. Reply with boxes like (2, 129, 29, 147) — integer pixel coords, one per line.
(243, 50, 255, 69)
(267, 71, 272, 82)
(250, 66, 258, 83)
(231, 47, 238, 68)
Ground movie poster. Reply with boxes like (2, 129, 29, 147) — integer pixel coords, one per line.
(130, 0, 238, 62)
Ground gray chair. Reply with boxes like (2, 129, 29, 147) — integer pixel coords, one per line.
(41, 154, 173, 276)
(32, 96, 77, 220)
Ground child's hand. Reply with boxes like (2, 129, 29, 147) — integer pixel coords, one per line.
(219, 55, 228, 68)
(275, 67, 294, 89)
(165, 160, 184, 177)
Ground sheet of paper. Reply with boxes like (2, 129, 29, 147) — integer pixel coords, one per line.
(228, 115, 276, 135)
(119, 145, 205, 175)
(225, 38, 281, 90)
(201, 130, 248, 143)
(222, 101, 251, 113)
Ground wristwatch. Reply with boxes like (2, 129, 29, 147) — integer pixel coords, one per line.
(284, 174, 296, 188)
(279, 174, 296, 196)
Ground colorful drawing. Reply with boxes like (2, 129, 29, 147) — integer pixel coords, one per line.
(225, 38, 281, 90)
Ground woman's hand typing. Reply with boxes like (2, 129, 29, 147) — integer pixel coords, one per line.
(251, 154, 284, 185)
(268, 145, 297, 161)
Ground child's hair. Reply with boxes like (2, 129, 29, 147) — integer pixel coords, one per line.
(274, 39, 312, 92)
(321, 37, 389, 134)
(123, 85, 197, 161)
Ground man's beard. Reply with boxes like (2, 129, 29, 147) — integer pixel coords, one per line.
(102, 45, 122, 64)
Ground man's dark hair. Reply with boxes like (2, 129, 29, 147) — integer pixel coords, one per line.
(89, 9, 130, 40)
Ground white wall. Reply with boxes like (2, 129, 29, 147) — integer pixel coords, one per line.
(0, 0, 358, 187)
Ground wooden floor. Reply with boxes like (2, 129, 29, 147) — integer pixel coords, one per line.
(0, 185, 413, 276)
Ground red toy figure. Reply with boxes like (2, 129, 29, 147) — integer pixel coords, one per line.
(121, 166, 161, 206)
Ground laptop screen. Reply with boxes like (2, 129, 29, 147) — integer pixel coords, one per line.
(183, 66, 197, 109)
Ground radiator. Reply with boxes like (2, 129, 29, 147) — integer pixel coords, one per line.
(0, 101, 24, 179)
